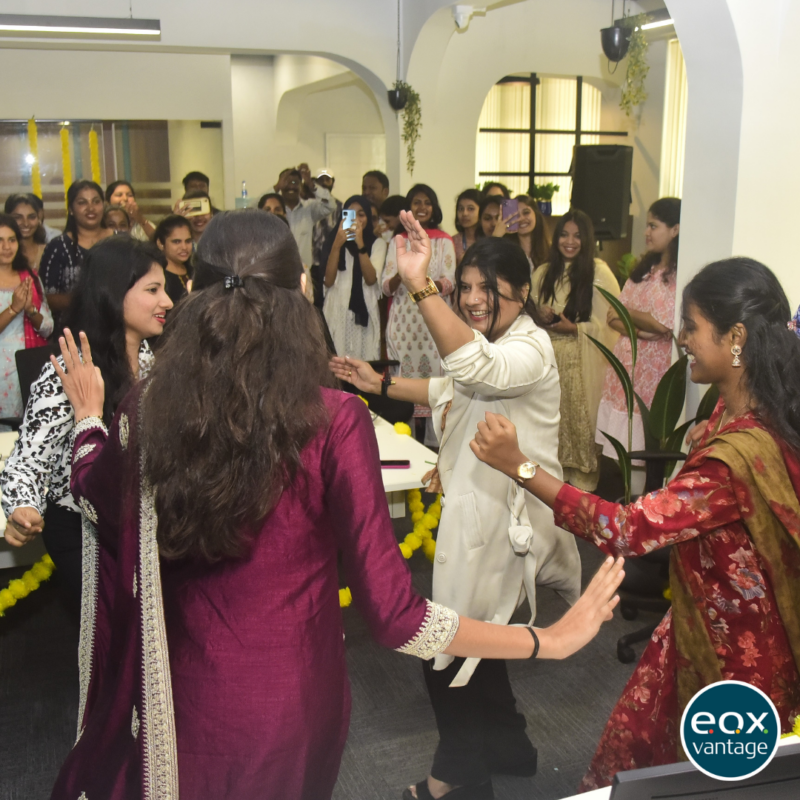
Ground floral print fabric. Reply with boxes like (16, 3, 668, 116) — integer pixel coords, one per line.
(554, 405, 800, 791)
(595, 267, 676, 457)
(790, 304, 800, 338)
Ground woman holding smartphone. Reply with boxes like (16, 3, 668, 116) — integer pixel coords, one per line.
(321, 195, 387, 360)
(334, 215, 581, 800)
(491, 195, 549, 272)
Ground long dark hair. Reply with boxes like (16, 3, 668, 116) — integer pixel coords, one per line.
(0, 214, 34, 274)
(504, 195, 550, 268)
(454, 189, 482, 234)
(538, 209, 596, 323)
(629, 197, 681, 283)
(142, 210, 336, 562)
(62, 235, 166, 423)
(456, 237, 543, 340)
(64, 180, 105, 241)
(683, 258, 800, 453)
(4, 194, 46, 245)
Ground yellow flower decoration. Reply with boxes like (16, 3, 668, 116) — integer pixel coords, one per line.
(339, 489, 441, 606)
(394, 421, 412, 437)
(0, 554, 56, 616)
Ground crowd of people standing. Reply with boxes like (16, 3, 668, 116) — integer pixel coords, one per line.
(0, 166, 799, 800)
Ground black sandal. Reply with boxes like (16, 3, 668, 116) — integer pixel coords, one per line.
(401, 779, 494, 800)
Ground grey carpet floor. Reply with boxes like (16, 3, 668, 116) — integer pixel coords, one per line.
(0, 472, 662, 799)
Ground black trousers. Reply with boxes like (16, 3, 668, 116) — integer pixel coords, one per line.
(423, 656, 536, 786)
(42, 502, 82, 615)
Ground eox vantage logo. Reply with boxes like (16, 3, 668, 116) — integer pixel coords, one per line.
(680, 680, 781, 781)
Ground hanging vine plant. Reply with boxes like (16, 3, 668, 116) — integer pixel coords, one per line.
(620, 13, 650, 117)
(393, 80, 422, 175)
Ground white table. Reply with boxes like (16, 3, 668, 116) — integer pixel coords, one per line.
(373, 415, 438, 517)
(0, 416, 437, 570)
(558, 734, 800, 799)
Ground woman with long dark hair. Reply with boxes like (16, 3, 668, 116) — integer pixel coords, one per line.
(491, 195, 550, 271)
(472, 256, 800, 790)
(1, 236, 171, 606)
(154, 214, 194, 304)
(453, 188, 482, 265)
(336, 219, 581, 800)
(4, 193, 47, 271)
(532, 210, 619, 490)
(595, 197, 681, 467)
(50, 210, 622, 800)
(0, 214, 53, 421)
(321, 195, 386, 360)
(39, 180, 110, 319)
(383, 184, 456, 437)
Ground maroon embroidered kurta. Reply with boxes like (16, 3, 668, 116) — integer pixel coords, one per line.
(554, 403, 800, 791)
(51, 388, 431, 800)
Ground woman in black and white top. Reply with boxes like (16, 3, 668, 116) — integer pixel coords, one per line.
(1, 236, 172, 607)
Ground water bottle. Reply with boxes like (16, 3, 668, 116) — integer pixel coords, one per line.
(241, 180, 248, 199)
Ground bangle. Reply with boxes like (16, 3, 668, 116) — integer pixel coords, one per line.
(7, 306, 18, 317)
(358, 245, 369, 254)
(527, 626, 540, 659)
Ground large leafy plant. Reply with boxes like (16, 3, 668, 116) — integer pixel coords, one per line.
(587, 288, 718, 502)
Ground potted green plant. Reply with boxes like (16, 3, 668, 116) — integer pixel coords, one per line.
(620, 13, 651, 117)
(587, 288, 719, 502)
(390, 80, 422, 175)
(530, 182, 560, 216)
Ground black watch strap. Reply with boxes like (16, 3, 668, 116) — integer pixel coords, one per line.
(381, 374, 395, 397)
(358, 245, 369, 254)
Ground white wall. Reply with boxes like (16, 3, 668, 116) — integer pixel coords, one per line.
(0, 48, 236, 207)
(405, 0, 662, 242)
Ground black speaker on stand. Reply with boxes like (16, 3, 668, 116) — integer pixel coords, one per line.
(571, 145, 633, 240)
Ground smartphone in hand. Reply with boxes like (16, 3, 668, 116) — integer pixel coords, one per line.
(342, 209, 357, 241)
(501, 198, 520, 232)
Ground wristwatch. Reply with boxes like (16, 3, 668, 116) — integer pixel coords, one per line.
(516, 460, 538, 485)
(409, 277, 440, 304)
(358, 245, 369, 254)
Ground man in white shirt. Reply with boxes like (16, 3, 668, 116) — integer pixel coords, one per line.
(277, 164, 332, 266)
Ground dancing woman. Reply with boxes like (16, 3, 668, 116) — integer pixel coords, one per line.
(334, 215, 581, 800)
(471, 257, 800, 790)
(48, 210, 621, 800)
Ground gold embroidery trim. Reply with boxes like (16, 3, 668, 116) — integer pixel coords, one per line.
(132, 705, 140, 740)
(139, 467, 180, 798)
(119, 413, 129, 450)
(76, 517, 99, 742)
(395, 600, 459, 660)
(73, 443, 96, 463)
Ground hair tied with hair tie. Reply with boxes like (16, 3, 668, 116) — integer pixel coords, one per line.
(223, 276, 245, 290)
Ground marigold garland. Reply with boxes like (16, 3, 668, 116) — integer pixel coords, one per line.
(27, 118, 42, 199)
(60, 125, 72, 213)
(0, 554, 56, 617)
(89, 127, 101, 184)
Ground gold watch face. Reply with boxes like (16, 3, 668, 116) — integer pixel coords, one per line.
(517, 461, 536, 481)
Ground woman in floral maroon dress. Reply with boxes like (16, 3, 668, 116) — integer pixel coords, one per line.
(470, 256, 800, 791)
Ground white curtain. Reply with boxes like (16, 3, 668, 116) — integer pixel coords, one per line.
(476, 77, 601, 215)
(659, 39, 688, 198)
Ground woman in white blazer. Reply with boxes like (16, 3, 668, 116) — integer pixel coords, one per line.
(331, 212, 581, 800)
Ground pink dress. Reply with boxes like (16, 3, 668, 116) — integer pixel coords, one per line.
(595, 267, 676, 457)
(50, 388, 447, 800)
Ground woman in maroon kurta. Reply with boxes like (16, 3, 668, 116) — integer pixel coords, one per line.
(47, 210, 624, 800)
(471, 257, 800, 791)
